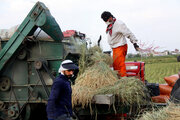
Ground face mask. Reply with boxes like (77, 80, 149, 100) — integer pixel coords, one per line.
(105, 21, 111, 25)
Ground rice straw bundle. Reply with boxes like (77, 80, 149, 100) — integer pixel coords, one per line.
(74, 45, 149, 110)
(88, 45, 102, 55)
(72, 85, 94, 108)
(88, 51, 113, 66)
(72, 61, 118, 107)
(97, 77, 150, 106)
(78, 45, 113, 75)
(75, 61, 118, 89)
(78, 44, 88, 75)
(137, 103, 180, 120)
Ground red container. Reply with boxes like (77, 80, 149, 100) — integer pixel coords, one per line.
(125, 62, 145, 82)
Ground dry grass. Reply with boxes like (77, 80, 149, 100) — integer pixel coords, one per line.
(72, 85, 94, 108)
(88, 51, 113, 66)
(137, 103, 180, 120)
(72, 61, 118, 108)
(97, 77, 150, 106)
(88, 45, 102, 55)
(88, 45, 113, 66)
(73, 45, 150, 110)
(75, 62, 118, 89)
(78, 44, 88, 75)
(78, 45, 113, 75)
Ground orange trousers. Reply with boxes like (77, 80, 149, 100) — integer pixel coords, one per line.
(113, 44, 127, 77)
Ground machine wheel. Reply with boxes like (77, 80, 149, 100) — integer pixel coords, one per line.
(34, 61, 43, 69)
(7, 104, 20, 120)
(34, 60, 48, 70)
(12, 104, 31, 120)
(0, 76, 11, 91)
(17, 49, 27, 60)
(177, 56, 180, 62)
(8, 109, 19, 119)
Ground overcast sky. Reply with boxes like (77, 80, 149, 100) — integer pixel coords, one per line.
(0, 0, 180, 53)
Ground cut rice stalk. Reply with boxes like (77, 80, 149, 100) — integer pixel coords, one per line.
(72, 61, 118, 107)
(137, 103, 180, 120)
(97, 77, 150, 106)
(75, 61, 118, 89)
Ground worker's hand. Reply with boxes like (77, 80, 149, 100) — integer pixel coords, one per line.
(133, 43, 140, 51)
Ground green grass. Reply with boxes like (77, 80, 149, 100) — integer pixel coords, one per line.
(127, 55, 178, 64)
(126, 55, 180, 83)
(145, 62, 180, 83)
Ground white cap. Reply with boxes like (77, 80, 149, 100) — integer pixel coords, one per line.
(58, 60, 78, 73)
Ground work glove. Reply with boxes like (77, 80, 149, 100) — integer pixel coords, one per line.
(133, 43, 140, 51)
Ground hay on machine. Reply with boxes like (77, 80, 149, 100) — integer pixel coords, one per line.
(97, 77, 150, 106)
(72, 45, 151, 115)
(72, 61, 118, 108)
(78, 45, 113, 75)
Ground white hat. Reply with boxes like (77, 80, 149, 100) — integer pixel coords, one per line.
(58, 60, 78, 73)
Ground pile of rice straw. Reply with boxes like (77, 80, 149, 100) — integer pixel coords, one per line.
(77, 44, 88, 75)
(78, 45, 113, 75)
(72, 61, 118, 108)
(88, 51, 113, 67)
(137, 103, 180, 120)
(72, 45, 149, 109)
(88, 46, 113, 66)
(72, 85, 94, 108)
(97, 77, 150, 106)
(88, 45, 102, 55)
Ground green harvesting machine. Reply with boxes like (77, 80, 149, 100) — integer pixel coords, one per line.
(0, 2, 84, 120)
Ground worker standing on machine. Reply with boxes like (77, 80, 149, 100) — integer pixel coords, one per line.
(46, 60, 78, 120)
(101, 11, 140, 77)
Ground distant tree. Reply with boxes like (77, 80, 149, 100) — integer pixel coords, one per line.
(134, 53, 141, 58)
(127, 53, 133, 58)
